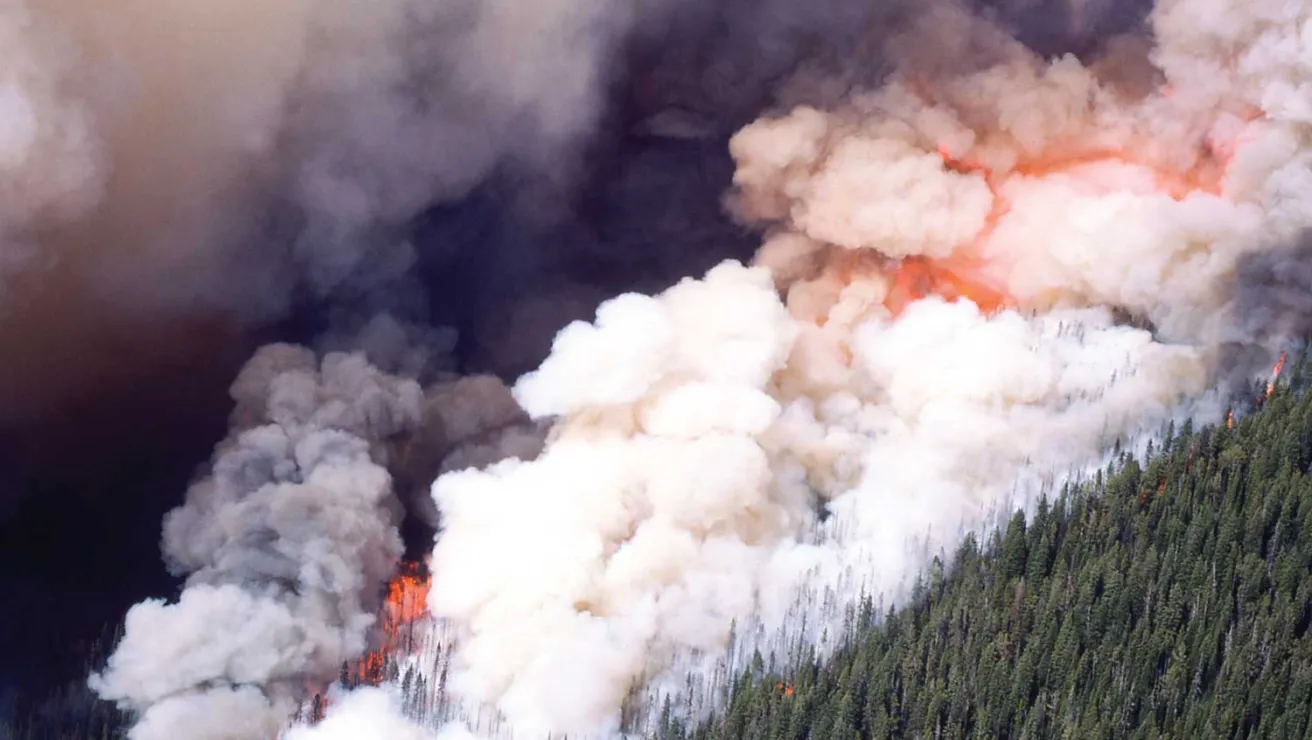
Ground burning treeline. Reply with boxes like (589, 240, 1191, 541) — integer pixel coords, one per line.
(297, 561, 433, 725)
(344, 562, 432, 690)
(89, 0, 1312, 738)
(87, 345, 542, 739)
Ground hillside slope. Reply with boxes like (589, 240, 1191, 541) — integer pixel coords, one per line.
(661, 361, 1312, 740)
(11, 362, 1312, 739)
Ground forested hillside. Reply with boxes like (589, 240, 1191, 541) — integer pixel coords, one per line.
(659, 361, 1312, 740)
(10, 361, 1312, 739)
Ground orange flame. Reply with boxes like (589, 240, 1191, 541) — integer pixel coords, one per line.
(1226, 410, 1234, 429)
(343, 560, 431, 689)
(384, 561, 431, 625)
(1267, 352, 1287, 399)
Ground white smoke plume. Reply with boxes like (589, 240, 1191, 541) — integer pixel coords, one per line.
(285, 687, 473, 740)
(406, 0, 1312, 736)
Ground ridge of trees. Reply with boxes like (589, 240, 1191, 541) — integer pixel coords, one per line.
(657, 356, 1312, 740)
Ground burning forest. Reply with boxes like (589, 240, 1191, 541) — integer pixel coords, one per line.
(3, 0, 1312, 737)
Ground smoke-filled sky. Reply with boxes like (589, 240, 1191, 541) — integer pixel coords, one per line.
(4, 0, 1311, 735)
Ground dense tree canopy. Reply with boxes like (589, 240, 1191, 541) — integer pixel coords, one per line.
(659, 358, 1312, 740)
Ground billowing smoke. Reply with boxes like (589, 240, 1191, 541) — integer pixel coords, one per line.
(285, 687, 472, 740)
(88, 344, 544, 738)
(399, 0, 1312, 736)
(88, 345, 421, 737)
(0, 0, 658, 431)
(57, 0, 1312, 737)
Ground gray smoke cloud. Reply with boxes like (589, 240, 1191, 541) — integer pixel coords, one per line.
(1233, 234, 1312, 346)
(1214, 233, 1312, 391)
(0, 0, 670, 431)
(88, 345, 421, 738)
(0, 0, 1171, 432)
(89, 341, 547, 739)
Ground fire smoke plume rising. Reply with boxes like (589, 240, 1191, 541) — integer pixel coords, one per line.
(88, 342, 545, 739)
(88, 345, 422, 738)
(394, 0, 1312, 737)
(73, 0, 1312, 737)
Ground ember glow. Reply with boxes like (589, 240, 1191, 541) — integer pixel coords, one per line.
(885, 254, 1011, 317)
(831, 81, 1258, 325)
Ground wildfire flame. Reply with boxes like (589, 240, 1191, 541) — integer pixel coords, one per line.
(1267, 352, 1287, 399)
(384, 561, 432, 625)
(353, 560, 430, 684)
(298, 561, 432, 726)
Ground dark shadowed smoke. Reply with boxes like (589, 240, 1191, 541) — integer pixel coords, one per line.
(0, 0, 1198, 722)
(1233, 234, 1312, 342)
(1219, 233, 1312, 392)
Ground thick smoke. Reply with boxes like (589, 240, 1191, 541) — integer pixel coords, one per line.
(1230, 234, 1312, 363)
(88, 346, 421, 738)
(284, 687, 472, 740)
(396, 0, 1312, 736)
(0, 1, 101, 289)
(429, 263, 799, 736)
(89, 342, 548, 738)
(67, 0, 1312, 737)
(0, 0, 659, 431)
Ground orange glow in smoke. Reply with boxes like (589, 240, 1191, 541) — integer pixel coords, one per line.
(885, 255, 1011, 317)
(878, 105, 1252, 320)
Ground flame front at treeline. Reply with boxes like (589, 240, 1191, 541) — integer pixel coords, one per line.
(1268, 352, 1288, 399)
(296, 561, 433, 725)
(1226, 352, 1290, 429)
(357, 560, 431, 686)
